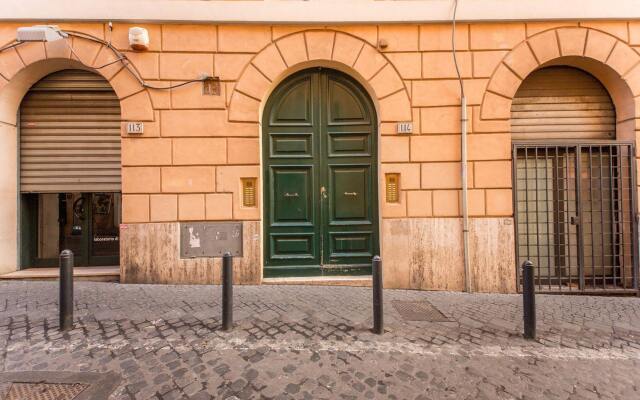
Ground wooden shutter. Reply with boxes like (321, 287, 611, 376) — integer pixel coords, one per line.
(511, 67, 615, 140)
(19, 69, 121, 193)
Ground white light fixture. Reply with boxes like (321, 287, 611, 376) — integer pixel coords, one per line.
(17, 25, 68, 42)
(128, 27, 149, 51)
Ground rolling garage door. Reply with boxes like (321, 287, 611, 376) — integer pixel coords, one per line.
(511, 66, 616, 140)
(19, 69, 121, 193)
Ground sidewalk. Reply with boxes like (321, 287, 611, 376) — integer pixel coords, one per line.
(1, 281, 639, 399)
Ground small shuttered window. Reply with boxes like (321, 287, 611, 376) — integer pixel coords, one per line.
(511, 66, 615, 141)
(19, 69, 121, 193)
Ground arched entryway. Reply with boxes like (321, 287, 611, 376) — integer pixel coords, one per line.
(512, 66, 637, 293)
(19, 69, 122, 268)
(262, 68, 379, 277)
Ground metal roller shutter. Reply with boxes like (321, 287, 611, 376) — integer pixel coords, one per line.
(19, 69, 121, 193)
(511, 66, 616, 141)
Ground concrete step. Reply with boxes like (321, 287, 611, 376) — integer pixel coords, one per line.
(262, 276, 372, 287)
(0, 266, 120, 282)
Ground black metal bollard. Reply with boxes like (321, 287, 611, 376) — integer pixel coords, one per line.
(222, 252, 233, 331)
(522, 260, 536, 340)
(372, 256, 383, 334)
(59, 249, 74, 331)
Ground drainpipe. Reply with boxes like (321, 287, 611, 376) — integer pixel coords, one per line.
(461, 96, 471, 293)
(452, 0, 472, 293)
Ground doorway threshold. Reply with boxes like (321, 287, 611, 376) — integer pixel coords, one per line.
(0, 266, 120, 282)
(262, 275, 372, 287)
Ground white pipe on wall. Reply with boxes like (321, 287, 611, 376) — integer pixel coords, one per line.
(461, 96, 471, 293)
(452, 0, 472, 293)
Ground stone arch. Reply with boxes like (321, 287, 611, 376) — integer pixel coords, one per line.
(228, 29, 412, 124)
(0, 35, 154, 126)
(0, 34, 154, 274)
(480, 27, 640, 140)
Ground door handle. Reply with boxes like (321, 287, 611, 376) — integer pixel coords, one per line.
(320, 186, 328, 199)
(343, 192, 358, 197)
(284, 192, 299, 198)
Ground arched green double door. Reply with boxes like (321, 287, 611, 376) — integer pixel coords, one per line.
(263, 68, 379, 277)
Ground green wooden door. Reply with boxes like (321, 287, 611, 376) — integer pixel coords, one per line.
(263, 68, 378, 277)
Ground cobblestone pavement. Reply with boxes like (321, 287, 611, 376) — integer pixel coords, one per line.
(1, 281, 639, 399)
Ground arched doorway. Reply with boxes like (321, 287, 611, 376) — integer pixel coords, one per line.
(512, 66, 637, 293)
(19, 69, 122, 268)
(262, 68, 379, 277)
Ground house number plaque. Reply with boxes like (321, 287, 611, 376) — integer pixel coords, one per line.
(396, 122, 413, 134)
(126, 122, 144, 134)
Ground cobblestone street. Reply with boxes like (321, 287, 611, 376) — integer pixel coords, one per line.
(1, 281, 639, 399)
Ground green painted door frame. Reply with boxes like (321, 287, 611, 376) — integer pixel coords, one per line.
(263, 68, 379, 277)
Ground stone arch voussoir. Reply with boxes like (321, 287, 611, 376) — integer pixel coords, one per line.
(228, 29, 412, 123)
(480, 27, 640, 124)
(0, 34, 154, 125)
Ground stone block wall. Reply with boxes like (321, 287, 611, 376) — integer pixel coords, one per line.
(1, 20, 639, 291)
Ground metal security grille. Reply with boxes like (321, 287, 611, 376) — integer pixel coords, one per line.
(6, 382, 88, 400)
(513, 143, 638, 293)
(19, 69, 121, 193)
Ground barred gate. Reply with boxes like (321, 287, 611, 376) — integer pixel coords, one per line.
(513, 142, 638, 293)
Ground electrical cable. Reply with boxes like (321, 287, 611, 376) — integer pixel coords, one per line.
(452, 0, 465, 97)
(66, 30, 211, 90)
(0, 41, 22, 52)
(94, 57, 126, 70)
(2, 29, 211, 91)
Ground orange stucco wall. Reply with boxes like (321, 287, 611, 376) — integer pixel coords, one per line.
(1, 21, 639, 290)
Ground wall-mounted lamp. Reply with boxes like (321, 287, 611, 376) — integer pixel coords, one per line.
(17, 25, 68, 42)
(128, 27, 149, 51)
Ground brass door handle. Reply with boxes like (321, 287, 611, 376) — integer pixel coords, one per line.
(284, 192, 299, 198)
(320, 186, 328, 199)
(344, 192, 358, 197)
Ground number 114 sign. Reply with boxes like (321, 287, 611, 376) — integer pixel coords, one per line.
(396, 122, 413, 134)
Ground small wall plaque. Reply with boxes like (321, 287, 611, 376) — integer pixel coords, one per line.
(126, 122, 144, 134)
(202, 77, 221, 96)
(180, 222, 243, 258)
(396, 122, 413, 134)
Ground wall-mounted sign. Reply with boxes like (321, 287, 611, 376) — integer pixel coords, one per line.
(126, 122, 144, 134)
(180, 222, 243, 258)
(396, 122, 413, 134)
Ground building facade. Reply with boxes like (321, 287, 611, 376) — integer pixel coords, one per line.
(1, 0, 639, 294)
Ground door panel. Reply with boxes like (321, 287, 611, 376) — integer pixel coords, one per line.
(327, 79, 369, 125)
(269, 133, 313, 158)
(271, 167, 314, 225)
(61, 193, 90, 266)
(263, 69, 378, 276)
(270, 233, 316, 259)
(270, 79, 313, 126)
(89, 192, 120, 266)
(331, 232, 371, 253)
(330, 166, 369, 221)
(329, 231, 373, 259)
(328, 132, 371, 157)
